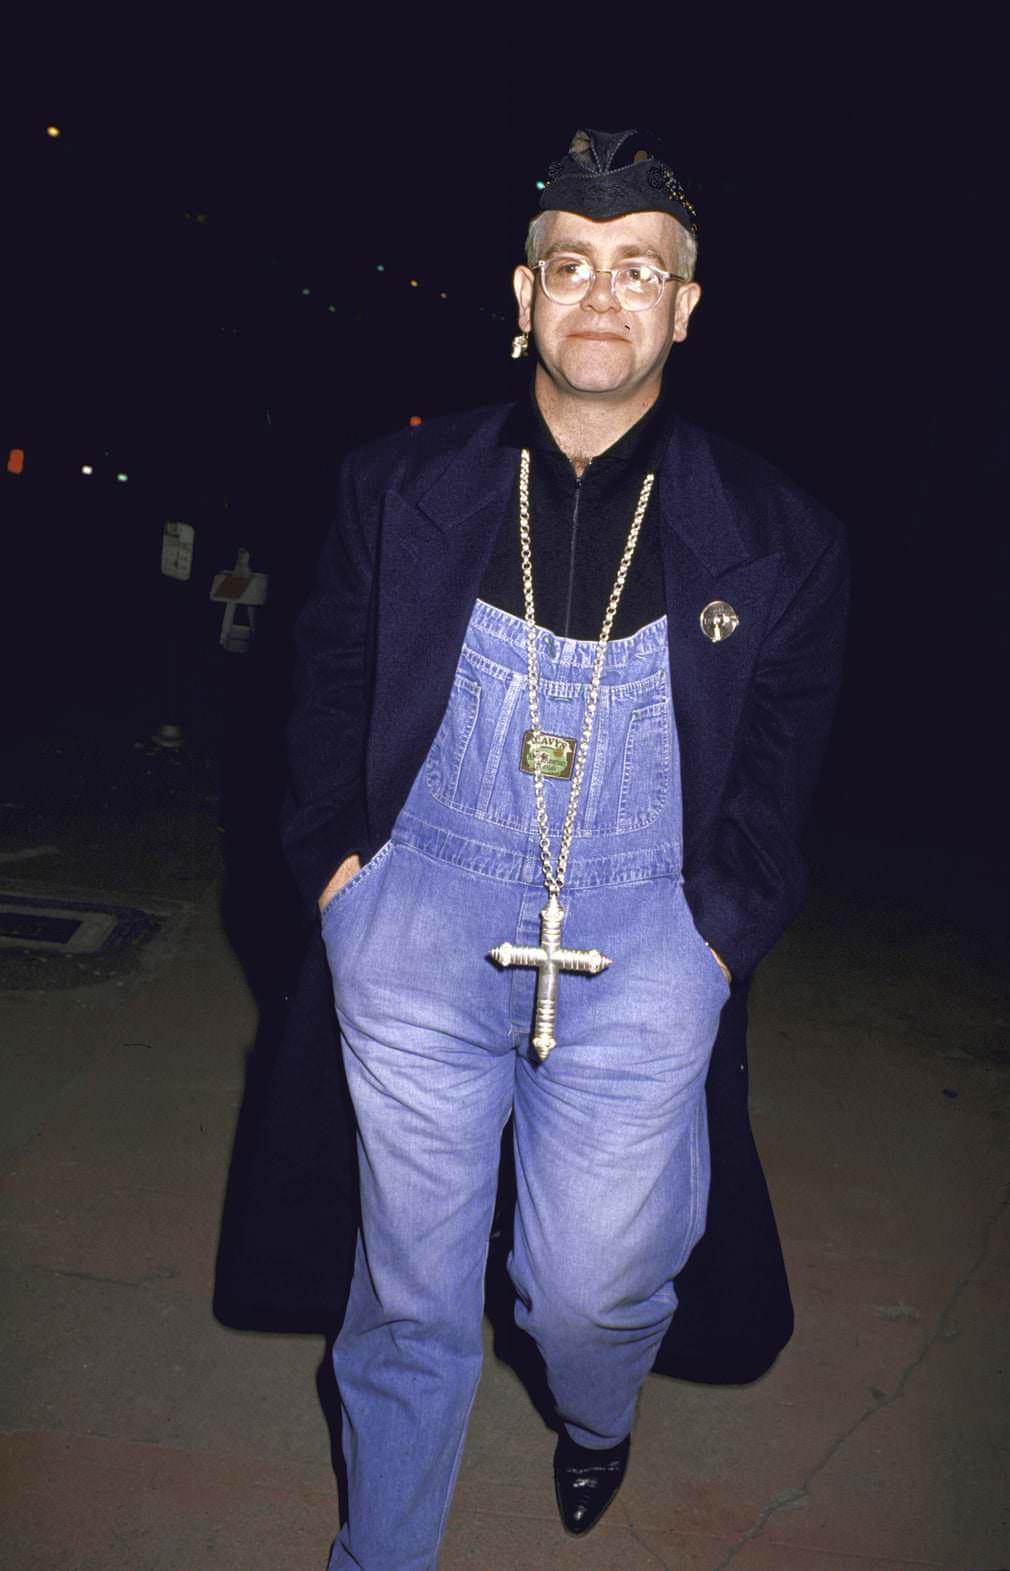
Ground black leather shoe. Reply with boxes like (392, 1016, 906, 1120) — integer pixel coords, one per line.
(553, 1434, 630, 1536)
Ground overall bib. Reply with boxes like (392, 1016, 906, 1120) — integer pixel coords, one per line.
(322, 600, 728, 1571)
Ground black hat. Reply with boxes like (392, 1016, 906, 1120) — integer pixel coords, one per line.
(539, 129, 698, 236)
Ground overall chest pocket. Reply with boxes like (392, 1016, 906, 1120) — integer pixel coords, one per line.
(424, 651, 548, 830)
(424, 671, 483, 808)
(580, 686, 672, 837)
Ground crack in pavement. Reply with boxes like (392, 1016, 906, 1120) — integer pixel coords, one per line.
(625, 1516, 677, 1569)
(706, 1177, 1010, 1570)
(38, 1263, 182, 1288)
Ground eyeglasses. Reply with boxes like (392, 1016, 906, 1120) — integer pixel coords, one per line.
(536, 255, 686, 312)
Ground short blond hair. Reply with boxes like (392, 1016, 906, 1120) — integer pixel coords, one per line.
(524, 211, 698, 280)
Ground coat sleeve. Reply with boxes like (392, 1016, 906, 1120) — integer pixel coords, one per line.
(684, 525, 849, 982)
(281, 456, 378, 914)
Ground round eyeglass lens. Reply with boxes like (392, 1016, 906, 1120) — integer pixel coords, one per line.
(541, 257, 595, 302)
(613, 266, 663, 310)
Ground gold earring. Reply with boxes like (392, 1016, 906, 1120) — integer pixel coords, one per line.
(511, 329, 529, 360)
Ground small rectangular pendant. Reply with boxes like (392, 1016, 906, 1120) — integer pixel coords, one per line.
(519, 729, 577, 779)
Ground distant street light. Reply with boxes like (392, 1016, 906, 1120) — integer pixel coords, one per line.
(46, 125, 61, 139)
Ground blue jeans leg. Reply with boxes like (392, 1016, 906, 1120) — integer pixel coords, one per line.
(508, 876, 723, 1449)
(322, 845, 517, 1571)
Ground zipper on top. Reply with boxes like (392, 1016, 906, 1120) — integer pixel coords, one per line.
(562, 475, 582, 640)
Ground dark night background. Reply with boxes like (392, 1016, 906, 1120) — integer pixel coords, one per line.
(3, 38, 1007, 891)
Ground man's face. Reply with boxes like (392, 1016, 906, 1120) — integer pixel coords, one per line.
(513, 210, 701, 403)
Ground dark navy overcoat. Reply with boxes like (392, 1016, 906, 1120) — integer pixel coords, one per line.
(221, 401, 848, 1385)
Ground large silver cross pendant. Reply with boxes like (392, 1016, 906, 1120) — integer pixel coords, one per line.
(488, 893, 611, 1060)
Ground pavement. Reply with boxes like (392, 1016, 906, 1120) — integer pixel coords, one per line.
(1, 716, 1008, 1571)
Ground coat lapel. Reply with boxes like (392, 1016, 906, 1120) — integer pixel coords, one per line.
(368, 425, 518, 842)
(659, 421, 783, 857)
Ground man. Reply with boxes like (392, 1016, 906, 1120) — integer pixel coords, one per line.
(280, 129, 848, 1569)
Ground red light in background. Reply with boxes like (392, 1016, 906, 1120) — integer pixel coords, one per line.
(408, 416, 423, 427)
(6, 448, 25, 475)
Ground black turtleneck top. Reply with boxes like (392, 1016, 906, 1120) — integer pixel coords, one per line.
(477, 384, 674, 641)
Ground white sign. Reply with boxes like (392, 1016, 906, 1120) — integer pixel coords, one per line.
(162, 521, 195, 581)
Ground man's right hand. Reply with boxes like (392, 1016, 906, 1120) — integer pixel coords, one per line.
(318, 853, 363, 912)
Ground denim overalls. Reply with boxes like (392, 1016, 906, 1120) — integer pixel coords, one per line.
(322, 599, 728, 1571)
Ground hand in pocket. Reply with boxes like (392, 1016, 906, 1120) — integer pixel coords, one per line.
(318, 854, 363, 912)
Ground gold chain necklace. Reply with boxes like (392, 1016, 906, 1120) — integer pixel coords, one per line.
(488, 447, 656, 1059)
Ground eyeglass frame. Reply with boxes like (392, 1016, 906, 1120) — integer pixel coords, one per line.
(534, 255, 687, 312)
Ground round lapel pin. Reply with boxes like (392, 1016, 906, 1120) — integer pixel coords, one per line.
(700, 601, 740, 642)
